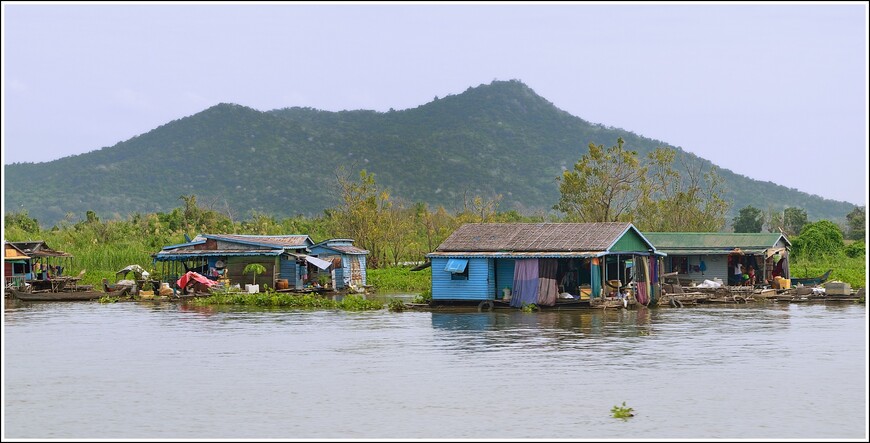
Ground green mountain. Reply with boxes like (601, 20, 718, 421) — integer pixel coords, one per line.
(3, 80, 859, 227)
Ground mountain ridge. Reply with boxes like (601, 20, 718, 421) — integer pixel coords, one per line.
(3, 79, 858, 227)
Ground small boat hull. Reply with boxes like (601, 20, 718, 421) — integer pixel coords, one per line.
(6, 286, 129, 301)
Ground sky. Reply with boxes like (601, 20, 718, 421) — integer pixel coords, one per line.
(2, 2, 868, 206)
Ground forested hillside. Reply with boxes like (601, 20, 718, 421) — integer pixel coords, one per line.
(3, 80, 858, 227)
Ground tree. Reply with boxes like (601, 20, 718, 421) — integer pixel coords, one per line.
(331, 167, 392, 268)
(634, 148, 729, 231)
(732, 205, 764, 233)
(845, 206, 865, 241)
(765, 206, 784, 233)
(554, 137, 647, 222)
(243, 263, 266, 286)
(791, 220, 844, 259)
(782, 207, 808, 237)
(4, 210, 40, 235)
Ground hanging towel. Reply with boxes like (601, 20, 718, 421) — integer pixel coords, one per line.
(536, 258, 558, 306)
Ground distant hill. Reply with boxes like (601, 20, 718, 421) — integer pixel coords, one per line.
(3, 79, 859, 227)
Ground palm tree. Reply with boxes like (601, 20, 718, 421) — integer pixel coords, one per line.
(243, 263, 266, 286)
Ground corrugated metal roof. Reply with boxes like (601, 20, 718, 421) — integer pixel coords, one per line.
(642, 232, 790, 252)
(434, 222, 635, 252)
(5, 241, 73, 258)
(428, 251, 608, 258)
(320, 244, 369, 255)
(206, 234, 312, 248)
(153, 249, 284, 261)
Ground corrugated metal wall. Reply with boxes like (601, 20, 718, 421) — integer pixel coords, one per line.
(279, 257, 298, 289)
(431, 257, 493, 301)
(666, 254, 728, 284)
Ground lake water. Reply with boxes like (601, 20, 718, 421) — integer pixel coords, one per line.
(3, 295, 867, 440)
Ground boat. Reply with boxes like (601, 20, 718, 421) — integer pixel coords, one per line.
(6, 285, 130, 301)
(790, 269, 832, 287)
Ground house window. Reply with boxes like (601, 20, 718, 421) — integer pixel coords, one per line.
(445, 258, 469, 280)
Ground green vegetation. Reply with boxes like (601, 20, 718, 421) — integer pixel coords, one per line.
(521, 303, 539, 313)
(367, 267, 431, 291)
(733, 205, 765, 233)
(4, 80, 857, 229)
(192, 291, 384, 311)
(611, 402, 635, 420)
(413, 289, 432, 304)
(243, 263, 267, 286)
(555, 138, 729, 231)
(387, 299, 406, 312)
(791, 220, 845, 259)
(845, 206, 866, 241)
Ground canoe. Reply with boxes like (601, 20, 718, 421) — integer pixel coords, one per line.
(790, 269, 832, 287)
(7, 286, 130, 301)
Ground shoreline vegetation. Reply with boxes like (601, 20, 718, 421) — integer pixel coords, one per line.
(4, 175, 865, 293)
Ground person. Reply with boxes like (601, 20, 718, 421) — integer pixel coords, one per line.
(747, 266, 756, 286)
(732, 261, 743, 285)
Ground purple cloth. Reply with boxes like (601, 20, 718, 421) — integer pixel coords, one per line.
(511, 259, 539, 308)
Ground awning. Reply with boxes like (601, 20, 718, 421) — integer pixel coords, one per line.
(304, 255, 332, 270)
(444, 258, 469, 273)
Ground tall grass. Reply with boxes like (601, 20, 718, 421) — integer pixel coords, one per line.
(790, 255, 866, 288)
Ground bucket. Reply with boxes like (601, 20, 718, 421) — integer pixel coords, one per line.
(276, 279, 289, 290)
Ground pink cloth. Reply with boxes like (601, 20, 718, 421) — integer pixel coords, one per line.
(176, 271, 218, 289)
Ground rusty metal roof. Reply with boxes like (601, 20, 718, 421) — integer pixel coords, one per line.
(205, 234, 312, 248)
(5, 241, 73, 258)
(323, 244, 369, 255)
(435, 222, 635, 252)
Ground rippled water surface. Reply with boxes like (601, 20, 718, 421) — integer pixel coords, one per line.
(3, 298, 867, 439)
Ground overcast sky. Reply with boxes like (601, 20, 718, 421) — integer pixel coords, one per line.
(3, 2, 868, 206)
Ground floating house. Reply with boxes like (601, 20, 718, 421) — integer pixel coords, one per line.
(642, 232, 791, 286)
(154, 234, 325, 291)
(4, 241, 75, 287)
(309, 239, 369, 290)
(427, 222, 664, 307)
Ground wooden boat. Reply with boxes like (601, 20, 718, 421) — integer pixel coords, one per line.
(6, 286, 129, 301)
(790, 269, 832, 287)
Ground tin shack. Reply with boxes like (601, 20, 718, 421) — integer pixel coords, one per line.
(427, 222, 664, 307)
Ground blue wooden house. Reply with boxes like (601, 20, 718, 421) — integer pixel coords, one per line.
(309, 239, 369, 290)
(427, 222, 663, 307)
(153, 234, 321, 290)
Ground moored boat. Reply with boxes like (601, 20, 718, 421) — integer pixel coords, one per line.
(6, 286, 129, 301)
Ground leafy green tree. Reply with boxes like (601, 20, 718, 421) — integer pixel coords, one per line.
(331, 167, 393, 268)
(783, 207, 808, 237)
(845, 206, 865, 241)
(791, 220, 844, 259)
(635, 148, 729, 231)
(844, 241, 865, 258)
(765, 206, 783, 233)
(732, 205, 764, 233)
(554, 137, 647, 222)
(4, 210, 41, 235)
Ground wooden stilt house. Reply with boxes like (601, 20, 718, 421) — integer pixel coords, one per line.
(427, 222, 664, 307)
